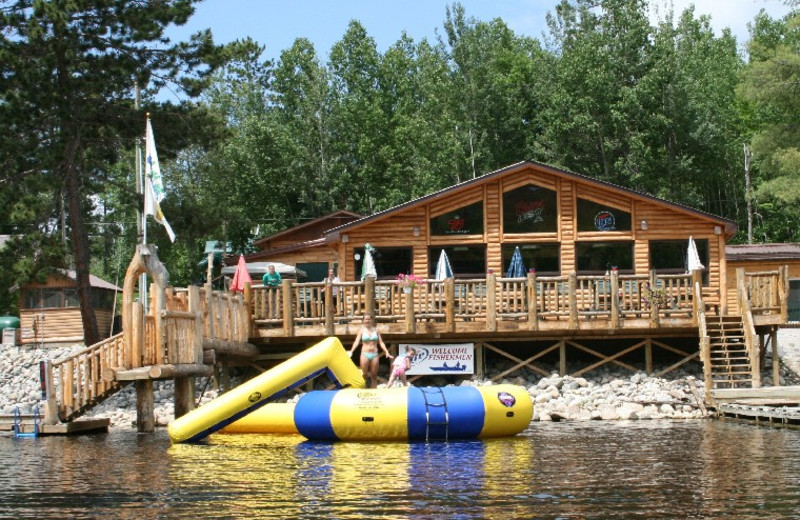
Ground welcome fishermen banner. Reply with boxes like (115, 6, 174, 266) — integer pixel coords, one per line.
(401, 343, 475, 375)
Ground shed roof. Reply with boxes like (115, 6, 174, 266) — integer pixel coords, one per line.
(726, 243, 800, 261)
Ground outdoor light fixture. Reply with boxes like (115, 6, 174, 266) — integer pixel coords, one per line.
(341, 234, 349, 243)
(714, 226, 722, 235)
(640, 220, 648, 230)
(413, 226, 420, 237)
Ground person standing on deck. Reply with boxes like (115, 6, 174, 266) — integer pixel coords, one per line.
(262, 264, 281, 318)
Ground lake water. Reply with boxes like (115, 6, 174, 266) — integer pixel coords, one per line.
(1, 420, 799, 519)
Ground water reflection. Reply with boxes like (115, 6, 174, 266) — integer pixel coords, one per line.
(2, 422, 800, 519)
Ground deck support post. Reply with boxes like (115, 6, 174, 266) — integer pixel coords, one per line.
(135, 379, 155, 433)
(771, 326, 780, 386)
(610, 269, 620, 329)
(282, 279, 294, 337)
(444, 278, 455, 332)
(559, 340, 566, 376)
(645, 339, 653, 374)
(486, 273, 497, 332)
(365, 276, 376, 318)
(649, 270, 660, 328)
(325, 282, 334, 335)
(174, 377, 195, 418)
(568, 272, 578, 329)
(475, 342, 484, 379)
(527, 271, 538, 330)
(405, 290, 416, 334)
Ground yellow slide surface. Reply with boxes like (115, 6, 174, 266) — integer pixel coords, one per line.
(168, 337, 364, 443)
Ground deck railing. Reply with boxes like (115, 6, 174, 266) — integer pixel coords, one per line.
(743, 267, 788, 320)
(249, 270, 712, 335)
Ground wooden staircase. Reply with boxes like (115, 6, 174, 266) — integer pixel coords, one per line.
(705, 315, 756, 389)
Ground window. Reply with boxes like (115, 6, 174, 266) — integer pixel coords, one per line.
(650, 239, 709, 282)
(501, 244, 560, 275)
(428, 246, 486, 278)
(430, 201, 483, 236)
(576, 242, 634, 274)
(354, 247, 412, 280)
(577, 198, 631, 232)
(503, 185, 558, 233)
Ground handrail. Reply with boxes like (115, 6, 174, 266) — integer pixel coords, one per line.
(46, 332, 126, 422)
(737, 268, 762, 388)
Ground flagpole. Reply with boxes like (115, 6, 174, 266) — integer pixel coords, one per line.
(135, 89, 147, 310)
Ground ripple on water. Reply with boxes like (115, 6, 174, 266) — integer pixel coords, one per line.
(1, 422, 799, 520)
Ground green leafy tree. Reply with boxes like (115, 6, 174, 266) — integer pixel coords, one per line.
(739, 8, 800, 241)
(0, 0, 223, 344)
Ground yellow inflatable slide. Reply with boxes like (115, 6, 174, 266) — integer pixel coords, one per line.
(168, 337, 364, 443)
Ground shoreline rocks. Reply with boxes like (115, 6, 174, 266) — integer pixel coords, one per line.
(2, 328, 799, 429)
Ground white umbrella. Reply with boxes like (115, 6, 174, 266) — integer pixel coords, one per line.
(687, 236, 705, 272)
(434, 249, 454, 280)
(361, 244, 377, 280)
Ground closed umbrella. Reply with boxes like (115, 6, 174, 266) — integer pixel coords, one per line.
(230, 254, 252, 293)
(434, 249, 454, 281)
(506, 246, 527, 278)
(361, 243, 377, 281)
(687, 236, 705, 272)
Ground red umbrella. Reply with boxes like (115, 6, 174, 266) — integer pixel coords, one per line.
(230, 254, 252, 293)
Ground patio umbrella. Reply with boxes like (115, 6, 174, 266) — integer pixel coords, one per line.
(506, 246, 527, 278)
(229, 254, 252, 293)
(434, 249, 454, 281)
(361, 243, 377, 281)
(687, 236, 705, 272)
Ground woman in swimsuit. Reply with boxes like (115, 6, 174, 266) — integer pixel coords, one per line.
(349, 314, 392, 388)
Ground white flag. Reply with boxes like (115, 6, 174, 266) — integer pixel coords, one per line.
(144, 175, 176, 242)
(145, 117, 165, 203)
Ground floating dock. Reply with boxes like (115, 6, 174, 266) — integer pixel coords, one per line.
(711, 385, 800, 428)
(0, 414, 109, 436)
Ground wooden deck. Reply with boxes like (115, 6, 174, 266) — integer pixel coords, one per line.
(0, 414, 110, 436)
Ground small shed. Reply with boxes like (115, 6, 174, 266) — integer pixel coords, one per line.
(726, 243, 800, 321)
(18, 269, 121, 346)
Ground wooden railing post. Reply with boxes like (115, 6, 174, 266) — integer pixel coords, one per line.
(445, 278, 455, 333)
(568, 272, 578, 329)
(649, 270, 659, 328)
(243, 282, 253, 338)
(691, 270, 702, 326)
(610, 269, 620, 329)
(486, 272, 497, 332)
(779, 265, 789, 322)
(131, 301, 143, 369)
(527, 271, 538, 331)
(282, 279, 294, 337)
(325, 281, 334, 335)
(405, 289, 416, 334)
(365, 276, 376, 318)
(42, 360, 60, 424)
(188, 285, 203, 364)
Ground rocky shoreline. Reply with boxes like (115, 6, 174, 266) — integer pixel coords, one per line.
(3, 329, 799, 429)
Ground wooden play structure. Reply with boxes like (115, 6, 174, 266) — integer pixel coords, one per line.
(37, 244, 254, 432)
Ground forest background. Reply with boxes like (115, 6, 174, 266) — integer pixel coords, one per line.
(0, 0, 798, 345)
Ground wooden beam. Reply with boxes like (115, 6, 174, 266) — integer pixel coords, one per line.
(202, 338, 259, 358)
(149, 363, 214, 379)
(568, 340, 642, 376)
(135, 379, 155, 433)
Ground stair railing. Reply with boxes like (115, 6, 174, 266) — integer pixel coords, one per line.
(692, 271, 713, 398)
(737, 268, 761, 388)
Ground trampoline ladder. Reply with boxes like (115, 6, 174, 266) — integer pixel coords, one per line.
(421, 387, 449, 441)
(13, 405, 40, 438)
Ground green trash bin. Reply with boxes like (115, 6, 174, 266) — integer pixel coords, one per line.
(1, 316, 20, 345)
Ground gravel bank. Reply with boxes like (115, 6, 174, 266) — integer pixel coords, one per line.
(2, 332, 799, 429)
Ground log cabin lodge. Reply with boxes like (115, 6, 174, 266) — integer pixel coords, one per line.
(24, 160, 795, 431)
(228, 160, 791, 386)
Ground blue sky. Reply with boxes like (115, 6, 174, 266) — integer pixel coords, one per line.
(168, 0, 792, 61)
